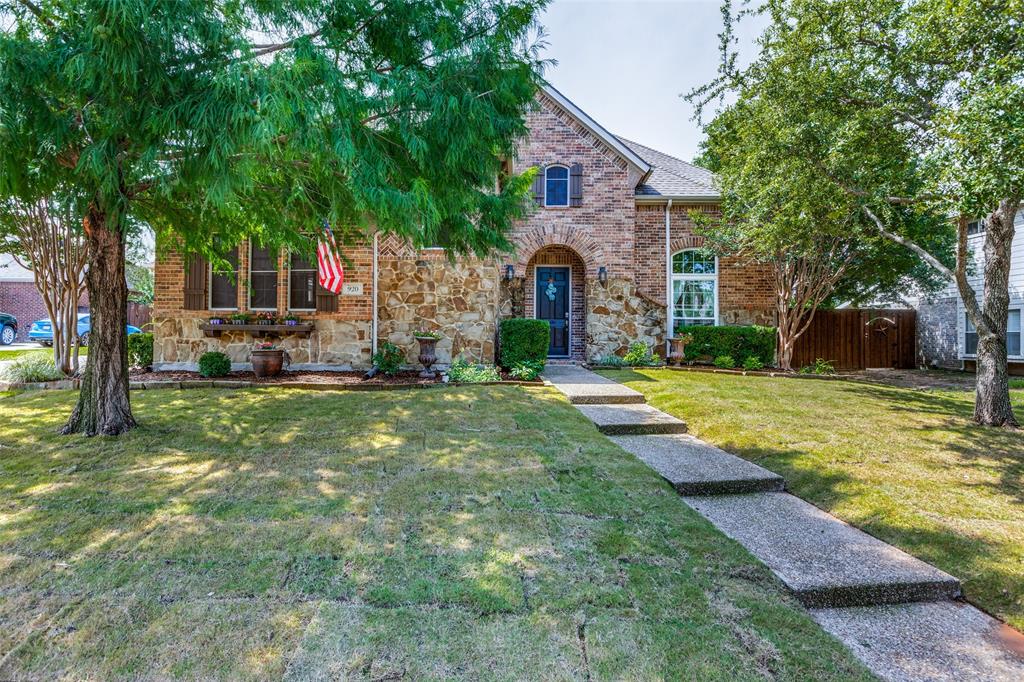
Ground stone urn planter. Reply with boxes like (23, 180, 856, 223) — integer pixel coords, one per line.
(414, 333, 440, 378)
(251, 348, 285, 378)
(667, 334, 692, 367)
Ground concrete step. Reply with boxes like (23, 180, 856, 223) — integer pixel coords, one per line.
(811, 601, 1024, 681)
(681, 492, 961, 608)
(575, 403, 688, 435)
(542, 365, 646, 404)
(611, 434, 785, 495)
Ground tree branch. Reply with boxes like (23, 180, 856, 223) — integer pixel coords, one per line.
(863, 205, 954, 279)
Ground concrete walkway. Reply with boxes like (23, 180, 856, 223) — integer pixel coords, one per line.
(543, 364, 1024, 681)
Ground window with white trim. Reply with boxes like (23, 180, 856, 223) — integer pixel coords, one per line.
(672, 249, 717, 329)
(967, 218, 986, 236)
(966, 310, 1021, 356)
(249, 244, 278, 310)
(544, 165, 569, 207)
(965, 314, 977, 355)
(1009, 309, 1021, 357)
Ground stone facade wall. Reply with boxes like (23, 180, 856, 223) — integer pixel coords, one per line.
(152, 317, 372, 370)
(586, 277, 666, 361)
(916, 295, 960, 369)
(377, 254, 500, 367)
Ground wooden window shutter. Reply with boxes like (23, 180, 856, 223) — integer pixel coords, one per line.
(184, 254, 207, 310)
(315, 284, 338, 313)
(570, 163, 583, 207)
(531, 166, 545, 205)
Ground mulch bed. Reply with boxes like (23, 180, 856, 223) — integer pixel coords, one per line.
(130, 369, 440, 385)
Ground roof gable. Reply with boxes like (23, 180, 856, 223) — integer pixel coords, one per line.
(618, 138, 719, 201)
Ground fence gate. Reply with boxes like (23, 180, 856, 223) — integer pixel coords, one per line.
(791, 308, 916, 371)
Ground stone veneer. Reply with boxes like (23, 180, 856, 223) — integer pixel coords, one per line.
(916, 295, 959, 369)
(586, 278, 666, 361)
(152, 317, 372, 370)
(377, 256, 500, 367)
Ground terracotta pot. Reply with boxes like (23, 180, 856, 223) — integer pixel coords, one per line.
(667, 338, 687, 367)
(251, 349, 285, 377)
(415, 336, 438, 377)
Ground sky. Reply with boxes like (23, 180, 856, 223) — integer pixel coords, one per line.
(537, 0, 764, 164)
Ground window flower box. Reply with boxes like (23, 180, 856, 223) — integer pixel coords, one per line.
(199, 322, 315, 339)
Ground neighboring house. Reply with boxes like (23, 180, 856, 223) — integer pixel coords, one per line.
(0, 254, 89, 342)
(151, 85, 774, 371)
(917, 210, 1024, 374)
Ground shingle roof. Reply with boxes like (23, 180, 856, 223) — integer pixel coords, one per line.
(617, 137, 719, 200)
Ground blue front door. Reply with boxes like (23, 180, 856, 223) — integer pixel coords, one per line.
(536, 267, 569, 356)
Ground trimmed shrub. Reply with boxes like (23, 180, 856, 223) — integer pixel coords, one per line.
(127, 332, 154, 370)
(713, 355, 736, 369)
(499, 318, 549, 368)
(678, 325, 776, 366)
(742, 356, 765, 371)
(198, 351, 231, 378)
(2, 355, 63, 383)
(447, 358, 501, 383)
(509, 360, 544, 381)
(372, 341, 404, 376)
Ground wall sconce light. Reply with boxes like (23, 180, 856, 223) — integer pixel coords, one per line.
(504, 264, 515, 282)
(598, 266, 608, 285)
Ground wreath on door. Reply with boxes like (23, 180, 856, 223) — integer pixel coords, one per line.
(545, 277, 558, 302)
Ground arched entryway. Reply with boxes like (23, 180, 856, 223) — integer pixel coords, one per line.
(525, 245, 587, 360)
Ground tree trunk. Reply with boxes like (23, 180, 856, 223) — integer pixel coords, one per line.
(61, 207, 136, 436)
(966, 198, 1019, 427)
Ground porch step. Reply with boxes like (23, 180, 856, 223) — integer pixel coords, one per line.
(682, 492, 961, 608)
(575, 403, 687, 435)
(541, 365, 646, 404)
(611, 434, 785, 495)
(811, 601, 1024, 681)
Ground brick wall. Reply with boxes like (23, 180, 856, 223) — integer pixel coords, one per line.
(0, 280, 89, 342)
(634, 203, 774, 329)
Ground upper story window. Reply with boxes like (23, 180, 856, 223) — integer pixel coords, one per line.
(671, 249, 717, 329)
(249, 244, 278, 310)
(209, 247, 239, 310)
(544, 165, 569, 207)
(967, 218, 986, 236)
(289, 251, 317, 311)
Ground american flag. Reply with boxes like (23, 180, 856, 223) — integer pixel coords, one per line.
(317, 220, 345, 294)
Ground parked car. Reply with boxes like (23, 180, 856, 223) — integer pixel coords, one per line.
(0, 312, 16, 345)
(28, 313, 141, 347)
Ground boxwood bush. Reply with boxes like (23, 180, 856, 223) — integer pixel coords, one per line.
(678, 325, 776, 367)
(198, 351, 232, 378)
(127, 332, 154, 370)
(499, 318, 549, 368)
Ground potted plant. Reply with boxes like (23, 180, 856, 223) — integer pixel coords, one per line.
(282, 313, 301, 327)
(413, 329, 441, 377)
(229, 312, 251, 325)
(251, 342, 286, 377)
(255, 311, 276, 326)
(667, 332, 693, 367)
(208, 315, 225, 325)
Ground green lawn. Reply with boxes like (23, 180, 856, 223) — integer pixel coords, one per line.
(0, 347, 85, 361)
(601, 369, 1024, 631)
(0, 386, 869, 680)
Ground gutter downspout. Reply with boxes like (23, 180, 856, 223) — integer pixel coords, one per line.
(665, 199, 673, 346)
(371, 231, 379, 355)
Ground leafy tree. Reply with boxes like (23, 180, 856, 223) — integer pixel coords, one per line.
(0, 195, 88, 375)
(0, 0, 547, 435)
(694, 0, 1022, 426)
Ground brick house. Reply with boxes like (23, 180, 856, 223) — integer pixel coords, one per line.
(152, 85, 774, 370)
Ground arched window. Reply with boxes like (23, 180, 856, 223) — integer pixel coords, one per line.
(671, 249, 717, 330)
(544, 165, 569, 207)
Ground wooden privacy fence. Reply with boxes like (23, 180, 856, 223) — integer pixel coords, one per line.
(790, 308, 917, 371)
(127, 302, 152, 330)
